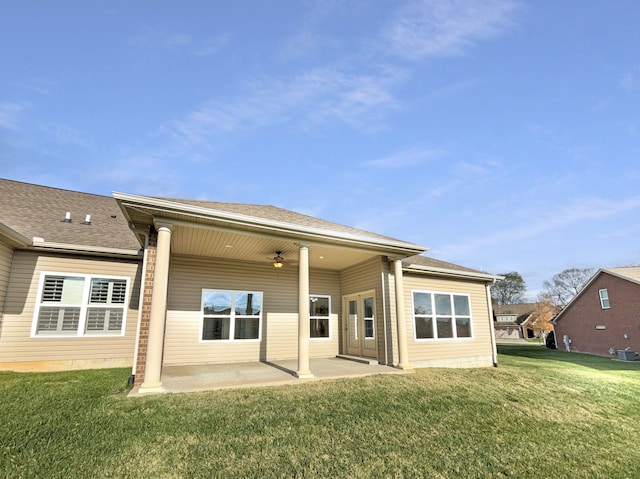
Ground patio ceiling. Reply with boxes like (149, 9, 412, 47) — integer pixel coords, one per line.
(115, 192, 426, 271)
(169, 223, 380, 270)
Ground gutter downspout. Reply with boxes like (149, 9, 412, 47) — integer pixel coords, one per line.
(486, 280, 498, 367)
(128, 224, 149, 387)
(380, 264, 388, 366)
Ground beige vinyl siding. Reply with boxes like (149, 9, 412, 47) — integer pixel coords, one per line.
(164, 255, 341, 366)
(0, 250, 141, 370)
(0, 241, 15, 331)
(403, 273, 494, 367)
(309, 268, 342, 358)
(340, 257, 388, 363)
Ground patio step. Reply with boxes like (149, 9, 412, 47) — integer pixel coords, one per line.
(336, 354, 379, 365)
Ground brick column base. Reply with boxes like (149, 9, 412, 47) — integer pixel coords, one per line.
(134, 228, 157, 387)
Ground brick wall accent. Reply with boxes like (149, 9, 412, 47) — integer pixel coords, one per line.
(134, 227, 157, 386)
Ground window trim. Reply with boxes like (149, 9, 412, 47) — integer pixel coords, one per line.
(309, 294, 332, 340)
(363, 296, 375, 340)
(411, 290, 474, 341)
(598, 289, 610, 309)
(200, 289, 263, 342)
(31, 272, 130, 338)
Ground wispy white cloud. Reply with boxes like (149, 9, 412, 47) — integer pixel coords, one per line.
(383, 0, 520, 60)
(14, 79, 52, 95)
(131, 27, 229, 56)
(43, 123, 92, 149)
(278, 30, 341, 61)
(0, 102, 30, 130)
(162, 65, 406, 150)
(436, 195, 640, 259)
(623, 122, 639, 137)
(363, 147, 445, 168)
(192, 34, 230, 56)
(620, 71, 636, 92)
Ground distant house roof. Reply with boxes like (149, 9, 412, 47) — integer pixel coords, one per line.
(494, 303, 536, 324)
(494, 303, 535, 316)
(402, 254, 499, 282)
(0, 178, 140, 254)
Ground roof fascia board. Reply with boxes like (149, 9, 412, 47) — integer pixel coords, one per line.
(0, 222, 31, 247)
(30, 241, 141, 258)
(403, 264, 500, 282)
(114, 192, 427, 255)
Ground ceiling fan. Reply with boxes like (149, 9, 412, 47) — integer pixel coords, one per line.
(268, 251, 297, 268)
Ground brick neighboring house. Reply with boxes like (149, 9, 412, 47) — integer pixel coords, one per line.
(552, 267, 640, 358)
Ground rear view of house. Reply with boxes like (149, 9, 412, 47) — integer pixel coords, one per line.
(0, 178, 500, 392)
(553, 267, 640, 358)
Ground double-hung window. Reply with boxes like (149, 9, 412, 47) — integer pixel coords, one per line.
(33, 273, 129, 336)
(598, 289, 610, 309)
(310, 295, 331, 338)
(412, 291, 472, 340)
(201, 290, 262, 341)
(363, 296, 375, 339)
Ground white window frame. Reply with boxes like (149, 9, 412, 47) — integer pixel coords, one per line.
(200, 289, 263, 342)
(31, 272, 130, 338)
(363, 296, 375, 340)
(411, 290, 474, 341)
(598, 289, 610, 309)
(310, 294, 332, 340)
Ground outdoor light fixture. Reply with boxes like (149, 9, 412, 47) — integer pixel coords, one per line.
(273, 251, 284, 268)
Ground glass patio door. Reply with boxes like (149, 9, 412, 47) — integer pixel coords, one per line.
(344, 292, 377, 359)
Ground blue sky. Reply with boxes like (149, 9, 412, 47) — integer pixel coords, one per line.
(2, 1, 640, 298)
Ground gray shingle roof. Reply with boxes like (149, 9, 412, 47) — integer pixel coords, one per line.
(493, 303, 536, 324)
(0, 178, 140, 251)
(155, 197, 409, 244)
(402, 254, 489, 275)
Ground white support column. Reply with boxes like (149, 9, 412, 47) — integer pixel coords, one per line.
(394, 258, 412, 370)
(139, 222, 172, 393)
(295, 243, 313, 378)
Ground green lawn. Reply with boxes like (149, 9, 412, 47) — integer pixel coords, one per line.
(1, 346, 639, 478)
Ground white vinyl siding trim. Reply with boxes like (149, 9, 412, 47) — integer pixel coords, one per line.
(31, 272, 130, 337)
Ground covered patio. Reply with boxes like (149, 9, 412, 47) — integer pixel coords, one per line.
(128, 357, 413, 396)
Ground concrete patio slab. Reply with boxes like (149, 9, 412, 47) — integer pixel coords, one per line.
(129, 357, 412, 396)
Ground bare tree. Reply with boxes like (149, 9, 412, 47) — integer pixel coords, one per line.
(491, 271, 526, 305)
(543, 267, 594, 308)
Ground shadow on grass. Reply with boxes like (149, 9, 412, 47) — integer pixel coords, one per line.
(498, 344, 640, 372)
